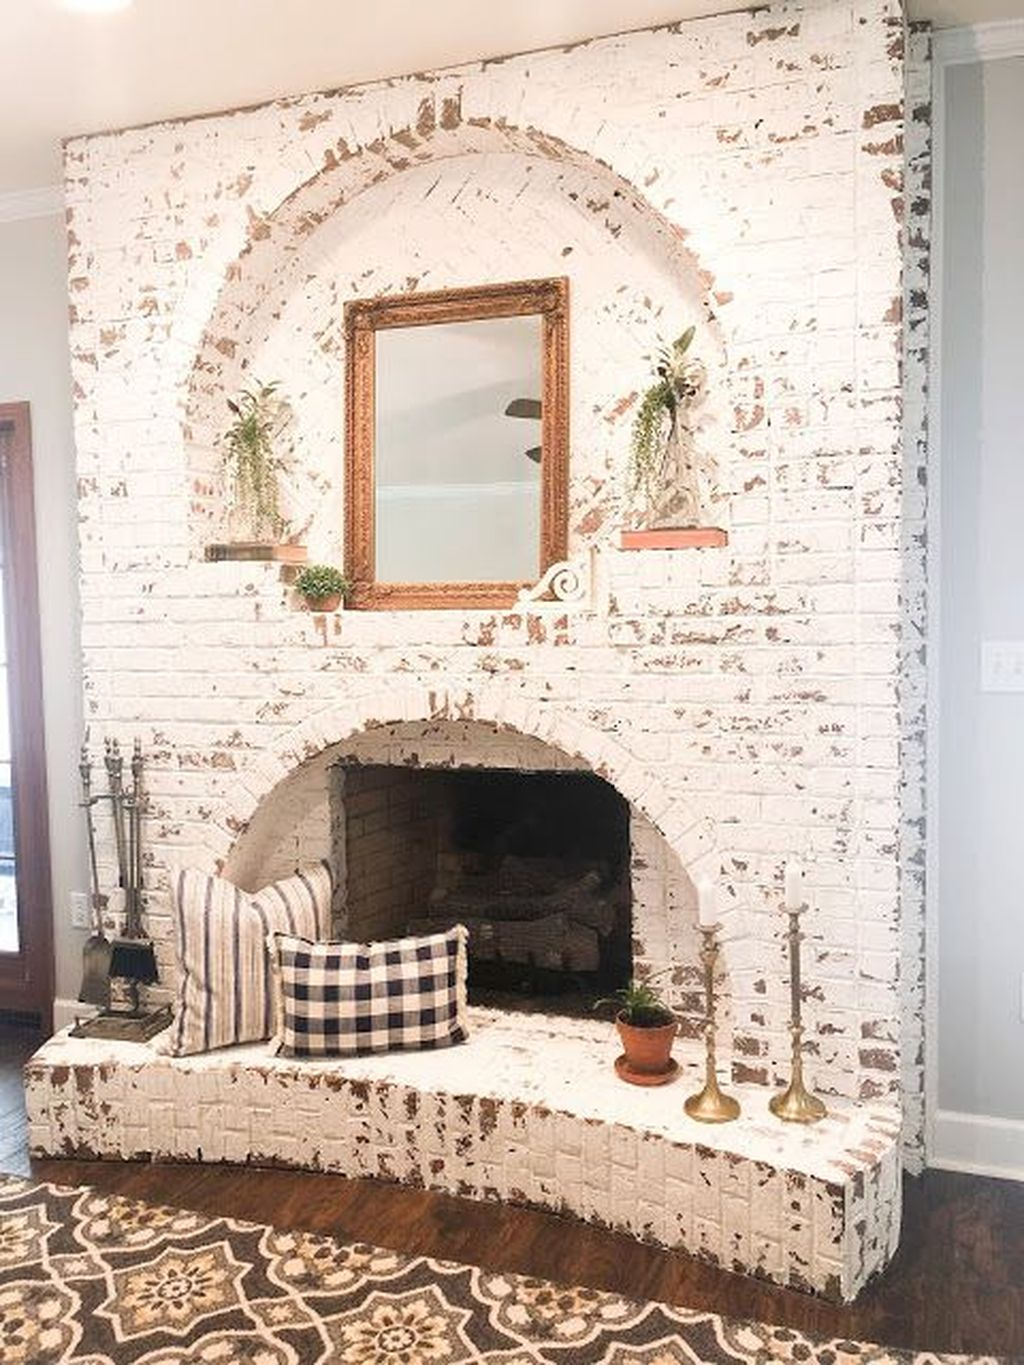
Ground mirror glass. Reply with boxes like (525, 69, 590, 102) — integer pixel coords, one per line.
(374, 316, 543, 584)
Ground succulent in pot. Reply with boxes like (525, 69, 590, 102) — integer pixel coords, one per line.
(294, 564, 351, 612)
(594, 977, 677, 1079)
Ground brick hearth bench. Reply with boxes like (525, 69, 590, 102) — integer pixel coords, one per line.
(24, 1008, 901, 1302)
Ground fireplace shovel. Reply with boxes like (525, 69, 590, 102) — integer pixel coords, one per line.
(78, 744, 112, 1009)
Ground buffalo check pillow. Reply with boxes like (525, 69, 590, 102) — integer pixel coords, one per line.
(160, 862, 333, 1057)
(268, 924, 469, 1058)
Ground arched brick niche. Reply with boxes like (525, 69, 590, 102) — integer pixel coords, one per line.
(181, 119, 729, 557)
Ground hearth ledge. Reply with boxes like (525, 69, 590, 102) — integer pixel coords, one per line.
(25, 1007, 901, 1302)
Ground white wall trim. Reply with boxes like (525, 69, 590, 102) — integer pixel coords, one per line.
(925, 21, 1024, 1177)
(52, 997, 96, 1035)
(924, 25, 947, 1174)
(932, 1110, 1024, 1182)
(934, 19, 1024, 67)
(0, 185, 64, 224)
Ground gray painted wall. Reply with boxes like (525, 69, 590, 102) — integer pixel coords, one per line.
(0, 211, 86, 1016)
(939, 55, 1024, 1122)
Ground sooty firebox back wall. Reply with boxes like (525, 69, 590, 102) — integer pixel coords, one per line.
(336, 764, 632, 1012)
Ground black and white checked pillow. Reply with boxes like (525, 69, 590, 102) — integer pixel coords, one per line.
(268, 924, 469, 1058)
(159, 862, 333, 1057)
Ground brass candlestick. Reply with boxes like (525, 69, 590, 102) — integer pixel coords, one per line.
(684, 924, 740, 1123)
(769, 905, 826, 1123)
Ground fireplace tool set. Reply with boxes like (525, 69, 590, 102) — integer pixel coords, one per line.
(73, 738, 171, 1042)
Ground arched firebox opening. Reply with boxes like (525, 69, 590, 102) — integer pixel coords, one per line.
(221, 711, 706, 1025)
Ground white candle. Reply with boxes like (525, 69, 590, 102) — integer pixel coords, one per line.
(696, 876, 718, 929)
(784, 860, 805, 911)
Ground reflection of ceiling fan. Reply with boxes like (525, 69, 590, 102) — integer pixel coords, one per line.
(504, 397, 542, 463)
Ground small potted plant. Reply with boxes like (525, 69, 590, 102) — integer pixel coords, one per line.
(294, 564, 350, 612)
(207, 380, 306, 563)
(595, 977, 678, 1084)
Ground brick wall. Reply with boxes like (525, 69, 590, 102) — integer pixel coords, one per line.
(65, 1, 924, 1156)
(336, 765, 439, 941)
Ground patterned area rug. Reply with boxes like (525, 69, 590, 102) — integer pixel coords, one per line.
(0, 1175, 996, 1364)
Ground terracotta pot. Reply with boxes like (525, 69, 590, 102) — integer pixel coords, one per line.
(615, 1011, 677, 1075)
(304, 592, 342, 612)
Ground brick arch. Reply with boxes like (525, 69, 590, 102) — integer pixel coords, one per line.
(184, 111, 718, 409)
(179, 107, 727, 539)
(219, 681, 715, 887)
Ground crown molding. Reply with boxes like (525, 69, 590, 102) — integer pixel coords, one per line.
(0, 185, 64, 224)
(934, 19, 1024, 66)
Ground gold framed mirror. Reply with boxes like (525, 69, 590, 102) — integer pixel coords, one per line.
(343, 277, 569, 610)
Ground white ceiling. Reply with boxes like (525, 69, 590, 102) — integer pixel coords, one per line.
(2, 0, 1022, 197)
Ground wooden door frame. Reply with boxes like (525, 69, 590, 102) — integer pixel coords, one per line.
(0, 402, 53, 1031)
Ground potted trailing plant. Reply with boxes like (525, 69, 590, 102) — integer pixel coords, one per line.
(595, 977, 678, 1084)
(294, 564, 350, 612)
(622, 326, 720, 549)
(207, 380, 306, 563)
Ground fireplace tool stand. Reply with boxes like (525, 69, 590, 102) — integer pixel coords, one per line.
(73, 739, 171, 1042)
(77, 744, 112, 1010)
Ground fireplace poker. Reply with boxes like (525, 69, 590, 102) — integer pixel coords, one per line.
(125, 737, 145, 939)
(104, 738, 129, 895)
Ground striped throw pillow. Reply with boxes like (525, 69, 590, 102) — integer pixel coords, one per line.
(268, 924, 469, 1058)
(162, 863, 333, 1056)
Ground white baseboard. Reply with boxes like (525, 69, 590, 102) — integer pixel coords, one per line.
(931, 1109, 1024, 1182)
(52, 998, 97, 1034)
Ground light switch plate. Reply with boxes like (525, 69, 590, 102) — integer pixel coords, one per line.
(70, 891, 90, 930)
(981, 641, 1024, 693)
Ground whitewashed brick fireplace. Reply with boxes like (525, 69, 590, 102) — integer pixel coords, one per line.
(30, 0, 932, 1301)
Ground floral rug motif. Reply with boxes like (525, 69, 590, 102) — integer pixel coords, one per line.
(0, 1175, 998, 1364)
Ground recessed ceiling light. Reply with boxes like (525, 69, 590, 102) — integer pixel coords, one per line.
(59, 0, 135, 13)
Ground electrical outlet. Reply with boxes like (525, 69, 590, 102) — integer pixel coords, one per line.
(70, 891, 90, 930)
(981, 641, 1024, 693)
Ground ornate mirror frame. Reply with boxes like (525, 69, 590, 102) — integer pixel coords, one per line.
(343, 277, 569, 610)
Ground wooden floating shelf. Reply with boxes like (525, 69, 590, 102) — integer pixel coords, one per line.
(619, 527, 729, 551)
(204, 543, 308, 564)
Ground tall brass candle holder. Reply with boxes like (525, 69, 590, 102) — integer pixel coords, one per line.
(684, 924, 740, 1123)
(769, 903, 826, 1123)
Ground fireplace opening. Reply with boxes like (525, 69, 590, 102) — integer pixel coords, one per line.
(333, 763, 632, 1016)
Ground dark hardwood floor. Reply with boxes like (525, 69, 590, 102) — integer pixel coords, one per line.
(2, 1026, 1021, 1359)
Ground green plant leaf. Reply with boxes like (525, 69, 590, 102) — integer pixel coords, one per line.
(294, 564, 351, 601)
(222, 379, 290, 540)
(593, 974, 673, 1025)
(674, 325, 696, 354)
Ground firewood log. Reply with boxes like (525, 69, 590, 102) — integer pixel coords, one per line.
(429, 869, 621, 937)
(408, 912, 601, 973)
